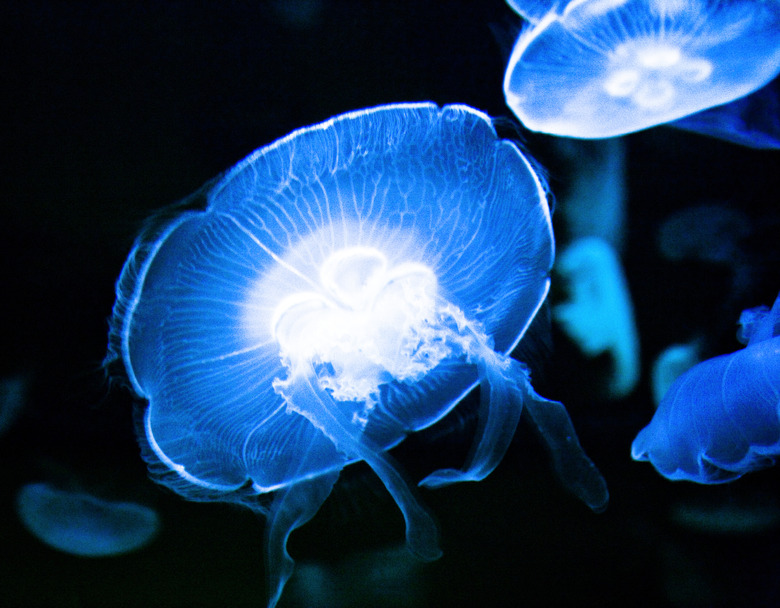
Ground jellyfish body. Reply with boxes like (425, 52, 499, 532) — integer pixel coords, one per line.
(632, 291, 780, 483)
(16, 483, 160, 557)
(107, 103, 607, 606)
(503, 0, 780, 138)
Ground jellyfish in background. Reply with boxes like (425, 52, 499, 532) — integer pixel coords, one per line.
(632, 291, 780, 483)
(106, 103, 608, 607)
(650, 341, 700, 407)
(670, 76, 780, 149)
(657, 202, 756, 316)
(16, 483, 160, 557)
(553, 137, 628, 253)
(553, 237, 640, 399)
(503, 0, 780, 138)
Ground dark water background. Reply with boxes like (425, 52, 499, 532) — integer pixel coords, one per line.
(2, 1, 779, 606)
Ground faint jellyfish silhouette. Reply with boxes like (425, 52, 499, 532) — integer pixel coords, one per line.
(503, 0, 780, 138)
(287, 545, 425, 608)
(632, 290, 780, 482)
(553, 237, 640, 398)
(670, 76, 780, 149)
(106, 103, 608, 607)
(670, 495, 780, 534)
(650, 341, 700, 407)
(657, 202, 755, 314)
(16, 482, 160, 557)
(0, 373, 28, 437)
(553, 137, 627, 252)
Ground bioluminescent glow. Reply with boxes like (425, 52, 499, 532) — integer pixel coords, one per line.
(106, 102, 608, 607)
(671, 77, 780, 149)
(632, 291, 780, 483)
(503, 0, 780, 138)
(15, 483, 160, 557)
(554, 237, 640, 399)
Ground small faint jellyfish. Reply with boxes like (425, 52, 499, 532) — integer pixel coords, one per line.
(632, 290, 780, 483)
(16, 482, 160, 557)
(503, 0, 780, 138)
(106, 103, 608, 607)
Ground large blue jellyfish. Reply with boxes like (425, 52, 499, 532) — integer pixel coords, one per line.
(632, 291, 780, 483)
(503, 0, 780, 138)
(16, 483, 160, 557)
(106, 102, 608, 607)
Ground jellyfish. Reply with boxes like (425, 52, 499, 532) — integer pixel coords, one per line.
(632, 290, 780, 483)
(503, 0, 780, 138)
(670, 76, 780, 149)
(650, 341, 700, 407)
(16, 482, 160, 557)
(106, 103, 608, 607)
(0, 373, 27, 437)
(657, 202, 756, 313)
(553, 237, 640, 398)
(553, 137, 627, 252)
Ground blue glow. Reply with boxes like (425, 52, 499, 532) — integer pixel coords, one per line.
(504, 0, 780, 138)
(670, 77, 780, 149)
(555, 138, 627, 252)
(554, 237, 640, 398)
(632, 291, 780, 483)
(106, 102, 608, 607)
(650, 341, 700, 407)
(15, 483, 160, 557)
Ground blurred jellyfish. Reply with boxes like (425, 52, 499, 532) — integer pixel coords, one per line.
(657, 202, 755, 305)
(554, 237, 640, 398)
(0, 373, 28, 437)
(106, 103, 608, 607)
(503, 0, 780, 138)
(270, 0, 324, 29)
(16, 482, 160, 557)
(632, 290, 780, 483)
(670, 76, 780, 149)
(286, 545, 425, 608)
(670, 496, 780, 534)
(650, 341, 700, 407)
(553, 137, 627, 253)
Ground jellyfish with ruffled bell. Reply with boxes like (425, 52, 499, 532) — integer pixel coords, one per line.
(106, 102, 608, 607)
(503, 0, 780, 138)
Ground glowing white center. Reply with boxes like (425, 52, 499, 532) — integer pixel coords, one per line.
(271, 247, 474, 410)
(604, 41, 713, 112)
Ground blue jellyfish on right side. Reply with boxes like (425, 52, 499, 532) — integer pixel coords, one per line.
(632, 291, 780, 483)
(503, 0, 780, 138)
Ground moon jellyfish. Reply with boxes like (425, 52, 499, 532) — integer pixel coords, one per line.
(503, 0, 780, 138)
(670, 77, 780, 149)
(632, 291, 780, 483)
(106, 103, 608, 607)
(16, 482, 160, 557)
(553, 237, 640, 398)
